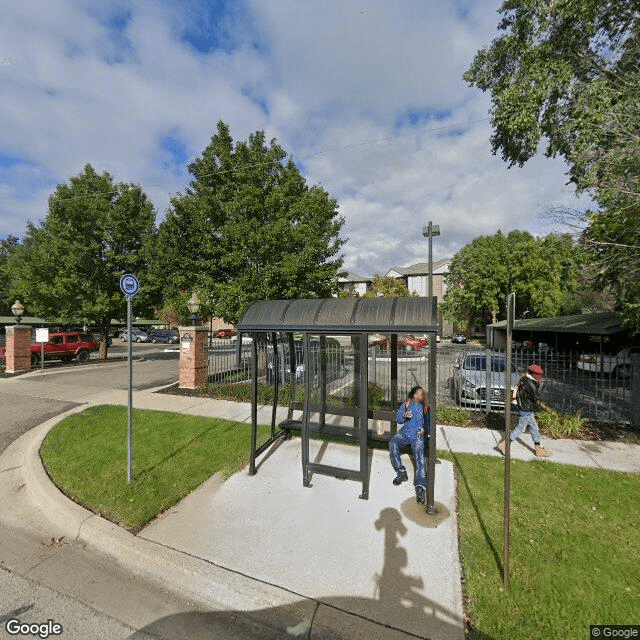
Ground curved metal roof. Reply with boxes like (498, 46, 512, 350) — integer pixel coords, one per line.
(237, 297, 438, 333)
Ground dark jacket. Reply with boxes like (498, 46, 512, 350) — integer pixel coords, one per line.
(516, 374, 542, 412)
(395, 401, 430, 438)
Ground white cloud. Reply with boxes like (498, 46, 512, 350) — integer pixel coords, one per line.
(0, 0, 591, 275)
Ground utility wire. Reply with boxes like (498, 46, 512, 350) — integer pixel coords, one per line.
(44, 116, 492, 203)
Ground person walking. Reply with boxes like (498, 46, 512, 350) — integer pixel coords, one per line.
(389, 385, 430, 504)
(498, 363, 551, 457)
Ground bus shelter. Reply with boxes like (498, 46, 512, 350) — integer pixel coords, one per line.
(236, 297, 439, 511)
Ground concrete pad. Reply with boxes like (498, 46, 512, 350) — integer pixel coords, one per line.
(139, 439, 464, 640)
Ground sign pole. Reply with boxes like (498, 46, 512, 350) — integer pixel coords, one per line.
(503, 292, 515, 588)
(41, 341, 44, 373)
(119, 273, 140, 485)
(127, 294, 133, 484)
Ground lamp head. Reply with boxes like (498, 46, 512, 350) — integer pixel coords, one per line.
(11, 299, 25, 324)
(187, 293, 200, 315)
(422, 223, 441, 238)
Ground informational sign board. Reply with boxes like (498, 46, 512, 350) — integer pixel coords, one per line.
(181, 332, 193, 353)
(120, 273, 140, 484)
(119, 274, 140, 298)
(35, 328, 49, 343)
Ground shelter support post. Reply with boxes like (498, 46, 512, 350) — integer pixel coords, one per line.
(270, 332, 279, 438)
(302, 332, 312, 487)
(426, 320, 437, 513)
(319, 335, 327, 429)
(249, 332, 259, 476)
(287, 332, 296, 423)
(359, 333, 370, 500)
(390, 333, 398, 435)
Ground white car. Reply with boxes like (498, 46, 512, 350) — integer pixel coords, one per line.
(120, 330, 150, 343)
(230, 334, 253, 345)
(577, 347, 640, 378)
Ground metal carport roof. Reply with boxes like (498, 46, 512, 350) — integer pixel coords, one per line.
(490, 311, 625, 336)
(236, 297, 438, 333)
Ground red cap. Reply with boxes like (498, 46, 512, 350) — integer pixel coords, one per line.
(528, 364, 544, 375)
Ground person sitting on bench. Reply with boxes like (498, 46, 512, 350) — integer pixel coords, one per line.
(389, 385, 430, 504)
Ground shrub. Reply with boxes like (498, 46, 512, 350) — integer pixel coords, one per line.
(346, 381, 386, 410)
(437, 404, 471, 426)
(537, 409, 587, 437)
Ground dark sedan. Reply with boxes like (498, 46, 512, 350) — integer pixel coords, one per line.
(452, 334, 467, 344)
(149, 330, 179, 344)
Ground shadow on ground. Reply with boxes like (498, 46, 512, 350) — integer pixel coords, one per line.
(129, 507, 482, 640)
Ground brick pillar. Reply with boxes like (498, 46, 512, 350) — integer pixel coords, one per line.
(178, 326, 208, 389)
(5, 325, 32, 373)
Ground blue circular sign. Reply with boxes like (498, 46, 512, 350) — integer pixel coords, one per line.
(120, 274, 140, 297)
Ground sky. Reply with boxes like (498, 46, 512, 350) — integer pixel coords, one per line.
(0, 0, 591, 276)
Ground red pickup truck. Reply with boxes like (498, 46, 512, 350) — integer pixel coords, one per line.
(0, 332, 99, 366)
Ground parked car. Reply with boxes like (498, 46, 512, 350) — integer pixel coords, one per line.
(266, 337, 347, 388)
(452, 351, 520, 406)
(452, 334, 467, 344)
(28, 332, 99, 365)
(368, 333, 388, 348)
(577, 346, 640, 378)
(230, 334, 253, 345)
(400, 334, 429, 350)
(92, 332, 112, 347)
(214, 328, 236, 339)
(149, 330, 179, 344)
(120, 330, 150, 343)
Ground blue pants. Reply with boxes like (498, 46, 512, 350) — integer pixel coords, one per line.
(389, 430, 426, 488)
(510, 411, 541, 445)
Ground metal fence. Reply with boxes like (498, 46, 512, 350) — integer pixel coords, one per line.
(438, 347, 636, 424)
(203, 336, 637, 424)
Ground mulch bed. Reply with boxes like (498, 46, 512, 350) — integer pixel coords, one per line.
(440, 410, 640, 444)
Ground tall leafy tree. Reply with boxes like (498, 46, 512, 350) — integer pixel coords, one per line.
(153, 121, 345, 323)
(464, 0, 640, 325)
(441, 230, 585, 326)
(363, 275, 411, 299)
(7, 165, 157, 357)
(0, 235, 20, 314)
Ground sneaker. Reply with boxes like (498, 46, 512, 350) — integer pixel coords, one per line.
(535, 446, 551, 458)
(393, 470, 409, 486)
(415, 486, 425, 504)
(497, 441, 506, 455)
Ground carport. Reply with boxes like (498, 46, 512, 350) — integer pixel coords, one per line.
(236, 297, 439, 512)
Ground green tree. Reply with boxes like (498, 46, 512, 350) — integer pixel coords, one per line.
(363, 275, 411, 299)
(0, 235, 20, 314)
(464, 0, 640, 325)
(6, 165, 157, 357)
(441, 231, 585, 326)
(153, 121, 345, 323)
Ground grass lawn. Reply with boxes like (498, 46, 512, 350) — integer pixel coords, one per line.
(40, 405, 270, 532)
(441, 451, 640, 640)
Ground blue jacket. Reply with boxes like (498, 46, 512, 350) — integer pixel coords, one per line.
(395, 401, 430, 439)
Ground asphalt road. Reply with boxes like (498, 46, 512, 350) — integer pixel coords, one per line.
(0, 346, 235, 640)
(0, 344, 178, 454)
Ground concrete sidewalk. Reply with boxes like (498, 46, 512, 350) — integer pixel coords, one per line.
(130, 391, 640, 473)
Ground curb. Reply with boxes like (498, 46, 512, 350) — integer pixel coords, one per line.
(9, 357, 147, 380)
(0, 410, 421, 639)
